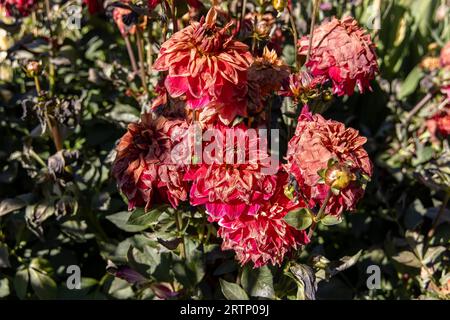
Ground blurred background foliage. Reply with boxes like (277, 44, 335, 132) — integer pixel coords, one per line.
(0, 0, 449, 300)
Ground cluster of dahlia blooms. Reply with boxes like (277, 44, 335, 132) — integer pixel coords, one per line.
(112, 8, 376, 268)
(0, 0, 36, 17)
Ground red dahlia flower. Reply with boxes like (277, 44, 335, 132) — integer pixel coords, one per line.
(441, 41, 450, 68)
(285, 106, 372, 216)
(0, 0, 36, 17)
(153, 8, 253, 124)
(427, 108, 450, 139)
(184, 123, 279, 221)
(217, 174, 310, 268)
(298, 16, 379, 96)
(83, 0, 103, 15)
(112, 114, 190, 210)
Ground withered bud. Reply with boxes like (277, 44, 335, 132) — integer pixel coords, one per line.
(25, 60, 42, 77)
(324, 163, 356, 190)
(272, 0, 287, 12)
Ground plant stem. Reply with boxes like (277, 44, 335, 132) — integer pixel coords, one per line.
(307, 189, 332, 239)
(171, 0, 178, 33)
(175, 211, 186, 259)
(239, 0, 247, 33)
(147, 21, 154, 74)
(44, 0, 56, 96)
(404, 92, 435, 125)
(29, 149, 47, 168)
(124, 35, 138, 74)
(48, 116, 63, 151)
(306, 0, 321, 64)
(428, 192, 449, 238)
(33, 76, 41, 96)
(136, 28, 149, 96)
(287, 5, 299, 70)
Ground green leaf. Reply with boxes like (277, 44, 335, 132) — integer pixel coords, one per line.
(219, 279, 249, 300)
(106, 211, 149, 232)
(0, 198, 26, 216)
(0, 278, 10, 298)
(28, 258, 57, 299)
(320, 215, 343, 226)
(392, 251, 421, 268)
(241, 265, 275, 299)
(213, 260, 238, 276)
(0, 243, 10, 268)
(329, 250, 363, 277)
(127, 206, 165, 227)
(397, 66, 424, 99)
(14, 268, 29, 299)
(412, 144, 434, 166)
(423, 246, 446, 265)
(283, 209, 313, 231)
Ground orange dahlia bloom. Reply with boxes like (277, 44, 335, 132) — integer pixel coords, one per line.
(285, 107, 372, 216)
(298, 16, 379, 96)
(153, 8, 253, 124)
(441, 41, 450, 68)
(112, 114, 190, 210)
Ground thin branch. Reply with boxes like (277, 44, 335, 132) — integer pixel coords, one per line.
(306, 0, 321, 64)
(287, 5, 299, 70)
(124, 34, 138, 74)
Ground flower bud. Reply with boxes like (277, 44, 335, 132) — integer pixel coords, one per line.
(284, 184, 295, 200)
(272, 0, 287, 12)
(324, 163, 356, 190)
(25, 60, 42, 77)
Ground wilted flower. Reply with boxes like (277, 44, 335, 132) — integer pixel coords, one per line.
(151, 76, 188, 119)
(112, 114, 190, 210)
(285, 106, 372, 216)
(426, 108, 450, 139)
(25, 60, 42, 77)
(272, 0, 287, 12)
(421, 57, 441, 72)
(153, 8, 253, 124)
(298, 16, 379, 96)
(218, 174, 310, 268)
(0, 0, 36, 17)
(185, 122, 279, 221)
(441, 41, 450, 68)
(112, 0, 147, 36)
(247, 47, 290, 115)
(242, 12, 276, 40)
(281, 71, 327, 104)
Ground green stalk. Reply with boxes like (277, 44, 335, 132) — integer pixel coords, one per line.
(307, 189, 332, 239)
(44, 0, 56, 96)
(136, 28, 149, 96)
